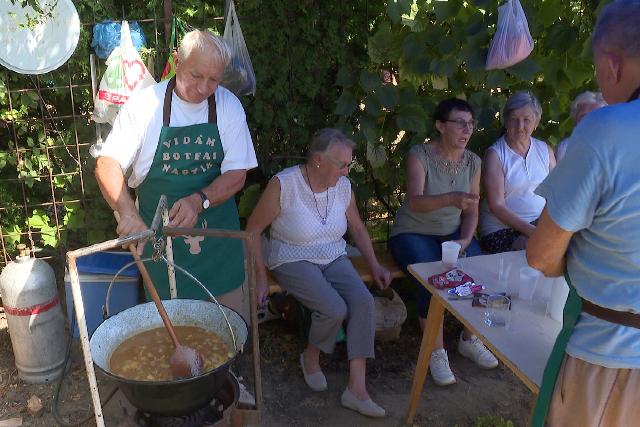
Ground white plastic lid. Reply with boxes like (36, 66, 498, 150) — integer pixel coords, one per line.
(0, 0, 81, 75)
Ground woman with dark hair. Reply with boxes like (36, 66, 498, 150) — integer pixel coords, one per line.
(389, 98, 497, 386)
(246, 128, 391, 418)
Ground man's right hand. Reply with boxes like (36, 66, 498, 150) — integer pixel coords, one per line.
(116, 211, 148, 255)
(448, 192, 480, 210)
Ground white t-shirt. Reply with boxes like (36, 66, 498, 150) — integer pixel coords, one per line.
(266, 166, 351, 269)
(94, 80, 257, 188)
(555, 137, 570, 162)
(479, 136, 550, 236)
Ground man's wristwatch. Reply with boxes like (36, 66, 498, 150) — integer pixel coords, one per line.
(196, 190, 210, 210)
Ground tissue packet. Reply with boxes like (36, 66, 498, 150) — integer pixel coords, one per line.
(428, 268, 475, 289)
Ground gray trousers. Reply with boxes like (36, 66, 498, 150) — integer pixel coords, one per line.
(272, 255, 375, 359)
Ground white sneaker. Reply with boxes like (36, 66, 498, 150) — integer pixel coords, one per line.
(429, 349, 456, 386)
(457, 333, 499, 369)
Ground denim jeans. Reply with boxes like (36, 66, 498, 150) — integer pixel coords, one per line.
(389, 232, 482, 319)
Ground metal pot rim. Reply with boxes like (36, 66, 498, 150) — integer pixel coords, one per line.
(89, 299, 248, 385)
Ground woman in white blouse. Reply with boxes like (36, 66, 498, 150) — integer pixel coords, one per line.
(246, 128, 391, 418)
(479, 91, 556, 253)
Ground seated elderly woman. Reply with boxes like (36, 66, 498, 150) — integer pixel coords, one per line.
(389, 98, 498, 386)
(555, 91, 606, 161)
(246, 128, 391, 418)
(479, 91, 556, 254)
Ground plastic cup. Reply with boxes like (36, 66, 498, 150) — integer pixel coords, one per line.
(519, 266, 541, 302)
(495, 256, 512, 293)
(441, 241, 461, 268)
(484, 295, 511, 327)
(531, 276, 553, 317)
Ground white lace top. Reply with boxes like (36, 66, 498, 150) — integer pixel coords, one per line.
(266, 165, 351, 269)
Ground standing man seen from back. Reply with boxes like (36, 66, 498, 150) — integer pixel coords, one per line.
(527, 1, 640, 426)
(94, 30, 257, 318)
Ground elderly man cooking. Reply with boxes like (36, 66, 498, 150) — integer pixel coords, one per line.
(527, 1, 640, 426)
(94, 30, 257, 317)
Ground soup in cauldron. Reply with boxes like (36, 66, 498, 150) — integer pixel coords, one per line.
(109, 326, 233, 381)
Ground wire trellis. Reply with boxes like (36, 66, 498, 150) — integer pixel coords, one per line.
(0, 0, 228, 267)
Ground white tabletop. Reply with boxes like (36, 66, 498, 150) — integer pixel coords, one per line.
(409, 250, 563, 392)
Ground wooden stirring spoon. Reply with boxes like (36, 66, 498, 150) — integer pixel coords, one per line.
(128, 246, 205, 379)
(115, 213, 204, 378)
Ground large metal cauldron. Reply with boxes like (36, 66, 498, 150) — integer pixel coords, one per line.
(89, 299, 248, 416)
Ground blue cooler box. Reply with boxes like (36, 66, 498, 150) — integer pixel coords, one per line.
(65, 251, 140, 337)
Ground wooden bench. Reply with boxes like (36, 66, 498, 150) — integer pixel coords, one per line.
(267, 251, 405, 294)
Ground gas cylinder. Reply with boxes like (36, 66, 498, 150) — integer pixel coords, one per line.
(0, 244, 67, 383)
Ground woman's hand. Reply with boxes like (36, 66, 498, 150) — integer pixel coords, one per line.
(452, 238, 472, 256)
(255, 274, 270, 308)
(371, 263, 392, 290)
(448, 192, 479, 210)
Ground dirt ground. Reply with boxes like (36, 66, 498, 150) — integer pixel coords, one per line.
(0, 299, 531, 427)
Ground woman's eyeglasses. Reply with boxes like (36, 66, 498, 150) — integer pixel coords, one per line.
(445, 119, 478, 130)
(324, 155, 354, 170)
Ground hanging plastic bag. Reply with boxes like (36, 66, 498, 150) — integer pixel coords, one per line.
(91, 20, 147, 59)
(485, 0, 534, 70)
(160, 17, 188, 81)
(221, 1, 256, 96)
(93, 21, 157, 124)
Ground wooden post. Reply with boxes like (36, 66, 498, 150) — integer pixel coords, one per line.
(403, 297, 445, 425)
(163, 0, 173, 48)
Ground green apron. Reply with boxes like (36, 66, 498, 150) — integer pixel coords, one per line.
(530, 273, 581, 426)
(136, 77, 245, 299)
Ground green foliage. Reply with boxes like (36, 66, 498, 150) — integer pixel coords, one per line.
(234, 0, 386, 178)
(0, 0, 382, 254)
(0, 0, 607, 256)
(473, 414, 515, 427)
(335, 0, 604, 220)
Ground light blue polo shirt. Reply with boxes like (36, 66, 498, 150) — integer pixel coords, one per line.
(536, 99, 640, 369)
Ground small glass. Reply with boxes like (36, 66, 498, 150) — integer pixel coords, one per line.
(484, 295, 511, 327)
(519, 266, 541, 302)
(441, 241, 461, 269)
(495, 256, 512, 293)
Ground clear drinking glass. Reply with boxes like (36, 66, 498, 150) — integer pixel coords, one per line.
(495, 256, 512, 293)
(484, 295, 511, 327)
(519, 266, 541, 302)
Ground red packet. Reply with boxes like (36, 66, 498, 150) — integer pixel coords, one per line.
(428, 268, 475, 290)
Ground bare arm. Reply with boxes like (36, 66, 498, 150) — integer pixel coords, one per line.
(245, 176, 282, 306)
(455, 167, 481, 252)
(405, 152, 479, 213)
(483, 149, 536, 236)
(526, 208, 573, 277)
(547, 144, 557, 171)
(346, 191, 391, 289)
(95, 156, 147, 238)
(167, 169, 247, 228)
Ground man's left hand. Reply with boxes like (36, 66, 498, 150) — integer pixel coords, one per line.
(168, 194, 202, 228)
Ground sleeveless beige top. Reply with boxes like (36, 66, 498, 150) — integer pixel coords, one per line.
(391, 143, 481, 237)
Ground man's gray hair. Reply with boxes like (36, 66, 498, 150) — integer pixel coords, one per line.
(502, 91, 542, 124)
(592, 0, 640, 57)
(178, 30, 231, 67)
(570, 91, 606, 121)
(307, 128, 355, 158)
